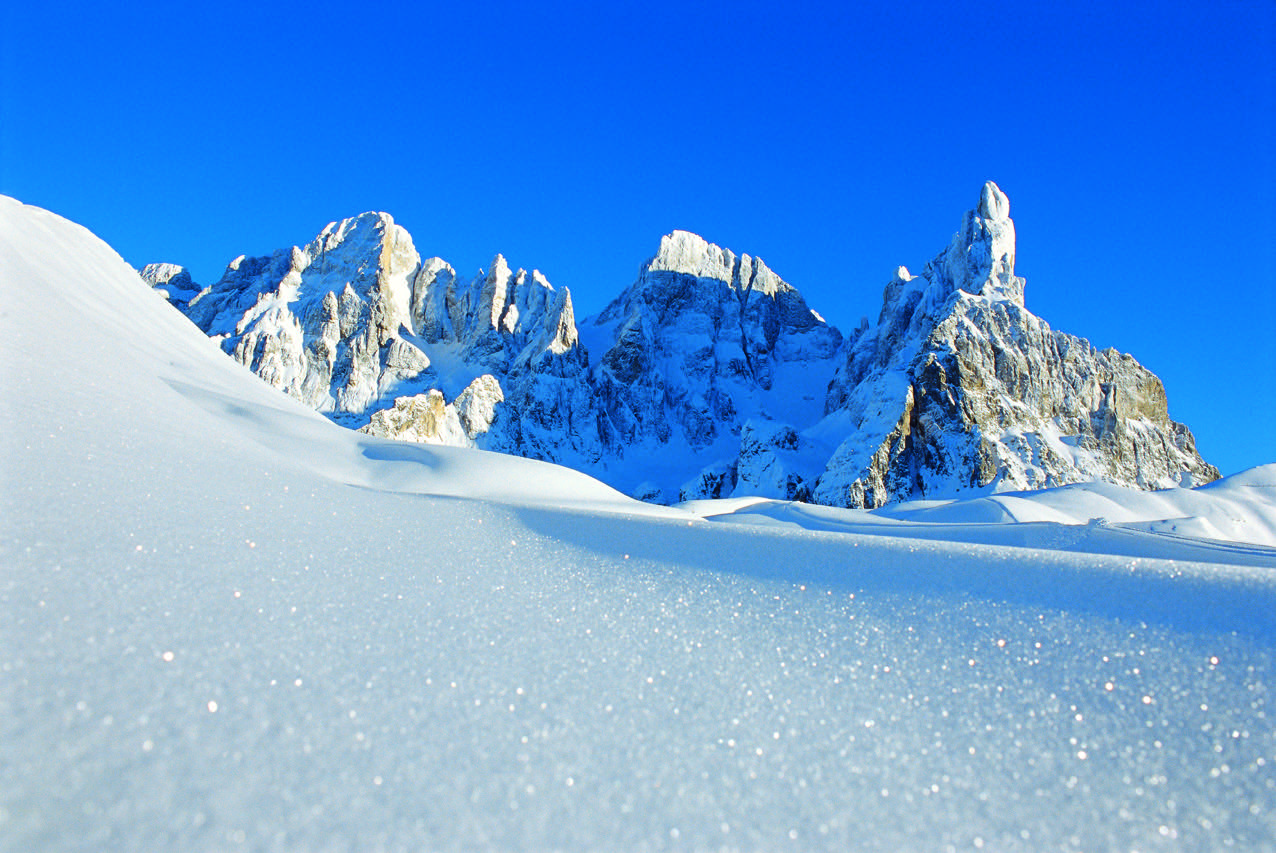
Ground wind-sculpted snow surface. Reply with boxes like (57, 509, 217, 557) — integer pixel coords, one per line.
(5, 195, 1276, 851)
(688, 466, 1276, 568)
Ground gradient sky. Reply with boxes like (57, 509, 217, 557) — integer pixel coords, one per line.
(3, 0, 1273, 476)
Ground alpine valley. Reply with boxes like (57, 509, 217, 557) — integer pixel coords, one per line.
(143, 182, 1217, 507)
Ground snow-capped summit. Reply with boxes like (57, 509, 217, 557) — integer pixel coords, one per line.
(166, 212, 586, 429)
(175, 211, 428, 416)
(978, 179, 1010, 220)
(943, 179, 1022, 305)
(643, 229, 788, 298)
(413, 251, 581, 368)
(584, 230, 842, 469)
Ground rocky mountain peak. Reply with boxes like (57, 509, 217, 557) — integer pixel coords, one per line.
(485, 253, 511, 277)
(647, 230, 724, 277)
(813, 181, 1216, 508)
(931, 179, 1023, 306)
(139, 261, 191, 288)
(644, 230, 786, 298)
(480, 254, 514, 331)
(580, 230, 842, 473)
(977, 180, 1010, 221)
(311, 211, 397, 250)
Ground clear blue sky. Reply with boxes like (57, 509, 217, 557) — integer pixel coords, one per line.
(3, 0, 1273, 475)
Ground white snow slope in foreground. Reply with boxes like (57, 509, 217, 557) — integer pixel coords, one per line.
(3, 195, 1276, 852)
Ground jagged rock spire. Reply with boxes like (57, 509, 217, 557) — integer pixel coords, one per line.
(935, 179, 1023, 305)
(978, 180, 1010, 220)
(812, 181, 1217, 507)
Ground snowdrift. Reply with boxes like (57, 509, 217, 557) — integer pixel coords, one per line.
(687, 470, 1276, 569)
(3, 195, 1275, 851)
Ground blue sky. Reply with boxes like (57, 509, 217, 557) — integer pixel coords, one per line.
(3, 0, 1273, 475)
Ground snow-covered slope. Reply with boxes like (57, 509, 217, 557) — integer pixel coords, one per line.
(5, 196, 1276, 851)
(689, 466, 1276, 567)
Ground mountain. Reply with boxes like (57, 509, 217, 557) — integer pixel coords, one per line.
(578, 230, 844, 500)
(150, 183, 1216, 505)
(172, 212, 433, 418)
(138, 262, 200, 305)
(810, 181, 1219, 507)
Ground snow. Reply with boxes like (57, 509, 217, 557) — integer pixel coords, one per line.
(3, 194, 1276, 851)
(644, 230, 785, 296)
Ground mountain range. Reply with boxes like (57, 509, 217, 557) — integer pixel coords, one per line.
(142, 182, 1217, 506)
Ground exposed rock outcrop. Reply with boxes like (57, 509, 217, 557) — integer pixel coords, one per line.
(360, 374, 505, 446)
(139, 262, 200, 306)
(812, 181, 1218, 507)
(585, 230, 843, 454)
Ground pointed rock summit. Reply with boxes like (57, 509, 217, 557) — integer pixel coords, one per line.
(178, 211, 427, 416)
(812, 181, 1216, 507)
(170, 212, 587, 438)
(978, 180, 1010, 220)
(151, 183, 1217, 506)
(583, 231, 841, 466)
(939, 179, 1023, 305)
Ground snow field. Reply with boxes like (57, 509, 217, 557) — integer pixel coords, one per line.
(3, 195, 1275, 851)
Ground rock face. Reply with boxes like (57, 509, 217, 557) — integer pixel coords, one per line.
(174, 212, 588, 445)
(812, 181, 1218, 507)
(139, 262, 200, 306)
(361, 375, 505, 447)
(179, 212, 429, 417)
(153, 184, 1217, 506)
(582, 230, 843, 498)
